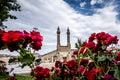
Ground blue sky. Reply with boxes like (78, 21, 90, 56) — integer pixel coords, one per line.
(1, 0, 120, 55)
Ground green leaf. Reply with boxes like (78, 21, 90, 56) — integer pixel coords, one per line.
(98, 55, 107, 62)
(22, 53, 34, 63)
(18, 55, 23, 62)
(18, 51, 35, 64)
(114, 66, 120, 80)
(107, 55, 113, 61)
(75, 39, 83, 49)
(101, 45, 107, 50)
(75, 43, 79, 49)
(112, 51, 117, 57)
(35, 58, 41, 62)
(111, 65, 117, 71)
(78, 53, 83, 57)
(21, 64, 27, 68)
(9, 58, 15, 63)
(78, 39, 82, 47)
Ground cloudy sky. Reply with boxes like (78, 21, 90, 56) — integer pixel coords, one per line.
(1, 0, 120, 55)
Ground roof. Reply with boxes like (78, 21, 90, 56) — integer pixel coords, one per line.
(42, 49, 76, 56)
(41, 50, 57, 56)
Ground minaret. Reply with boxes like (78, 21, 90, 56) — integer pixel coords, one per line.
(57, 27, 60, 49)
(67, 28, 71, 49)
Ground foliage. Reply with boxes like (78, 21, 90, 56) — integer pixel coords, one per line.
(30, 66, 50, 80)
(0, 30, 43, 69)
(0, 60, 7, 76)
(1, 31, 120, 80)
(0, 75, 34, 80)
(8, 57, 17, 63)
(6, 77, 17, 80)
(31, 32, 120, 80)
(0, 0, 21, 29)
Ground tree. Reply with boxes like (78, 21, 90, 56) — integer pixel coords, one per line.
(0, 0, 21, 29)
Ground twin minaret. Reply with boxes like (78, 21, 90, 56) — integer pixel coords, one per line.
(57, 27, 71, 49)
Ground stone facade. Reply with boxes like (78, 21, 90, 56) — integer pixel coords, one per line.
(41, 27, 75, 62)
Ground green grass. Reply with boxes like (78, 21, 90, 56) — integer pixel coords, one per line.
(0, 75, 7, 80)
(0, 75, 34, 80)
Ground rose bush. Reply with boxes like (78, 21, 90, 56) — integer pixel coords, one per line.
(1, 30, 120, 80)
(0, 30, 43, 80)
(6, 77, 17, 80)
(0, 29, 43, 80)
(1, 30, 43, 52)
(31, 32, 120, 80)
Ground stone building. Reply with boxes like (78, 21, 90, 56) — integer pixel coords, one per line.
(41, 27, 75, 63)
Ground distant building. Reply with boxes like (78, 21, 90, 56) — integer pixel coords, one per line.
(41, 27, 75, 62)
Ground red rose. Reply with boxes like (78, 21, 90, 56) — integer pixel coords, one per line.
(30, 30, 43, 41)
(2, 31, 23, 43)
(23, 30, 32, 47)
(80, 58, 89, 65)
(117, 52, 120, 58)
(70, 69, 76, 75)
(85, 42, 96, 49)
(54, 67, 61, 75)
(96, 32, 105, 40)
(88, 33, 96, 42)
(66, 59, 78, 69)
(2, 31, 24, 51)
(29, 30, 43, 51)
(101, 74, 116, 80)
(112, 36, 118, 44)
(43, 68, 50, 78)
(63, 70, 70, 76)
(80, 47, 86, 54)
(31, 66, 50, 79)
(6, 77, 17, 80)
(101, 33, 110, 40)
(32, 41, 42, 50)
(87, 68, 99, 80)
(73, 50, 78, 55)
(77, 65, 86, 75)
(55, 61, 62, 68)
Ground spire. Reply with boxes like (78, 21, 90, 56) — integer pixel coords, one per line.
(57, 26, 60, 48)
(57, 26, 60, 34)
(67, 27, 71, 48)
(67, 27, 70, 34)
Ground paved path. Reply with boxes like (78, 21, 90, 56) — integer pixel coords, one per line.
(6, 63, 55, 75)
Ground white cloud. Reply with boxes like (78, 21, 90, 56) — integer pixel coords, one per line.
(90, 0, 97, 5)
(2, 0, 120, 55)
(80, 2, 86, 7)
(90, 0, 103, 5)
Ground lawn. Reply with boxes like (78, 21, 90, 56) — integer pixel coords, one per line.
(0, 75, 34, 80)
